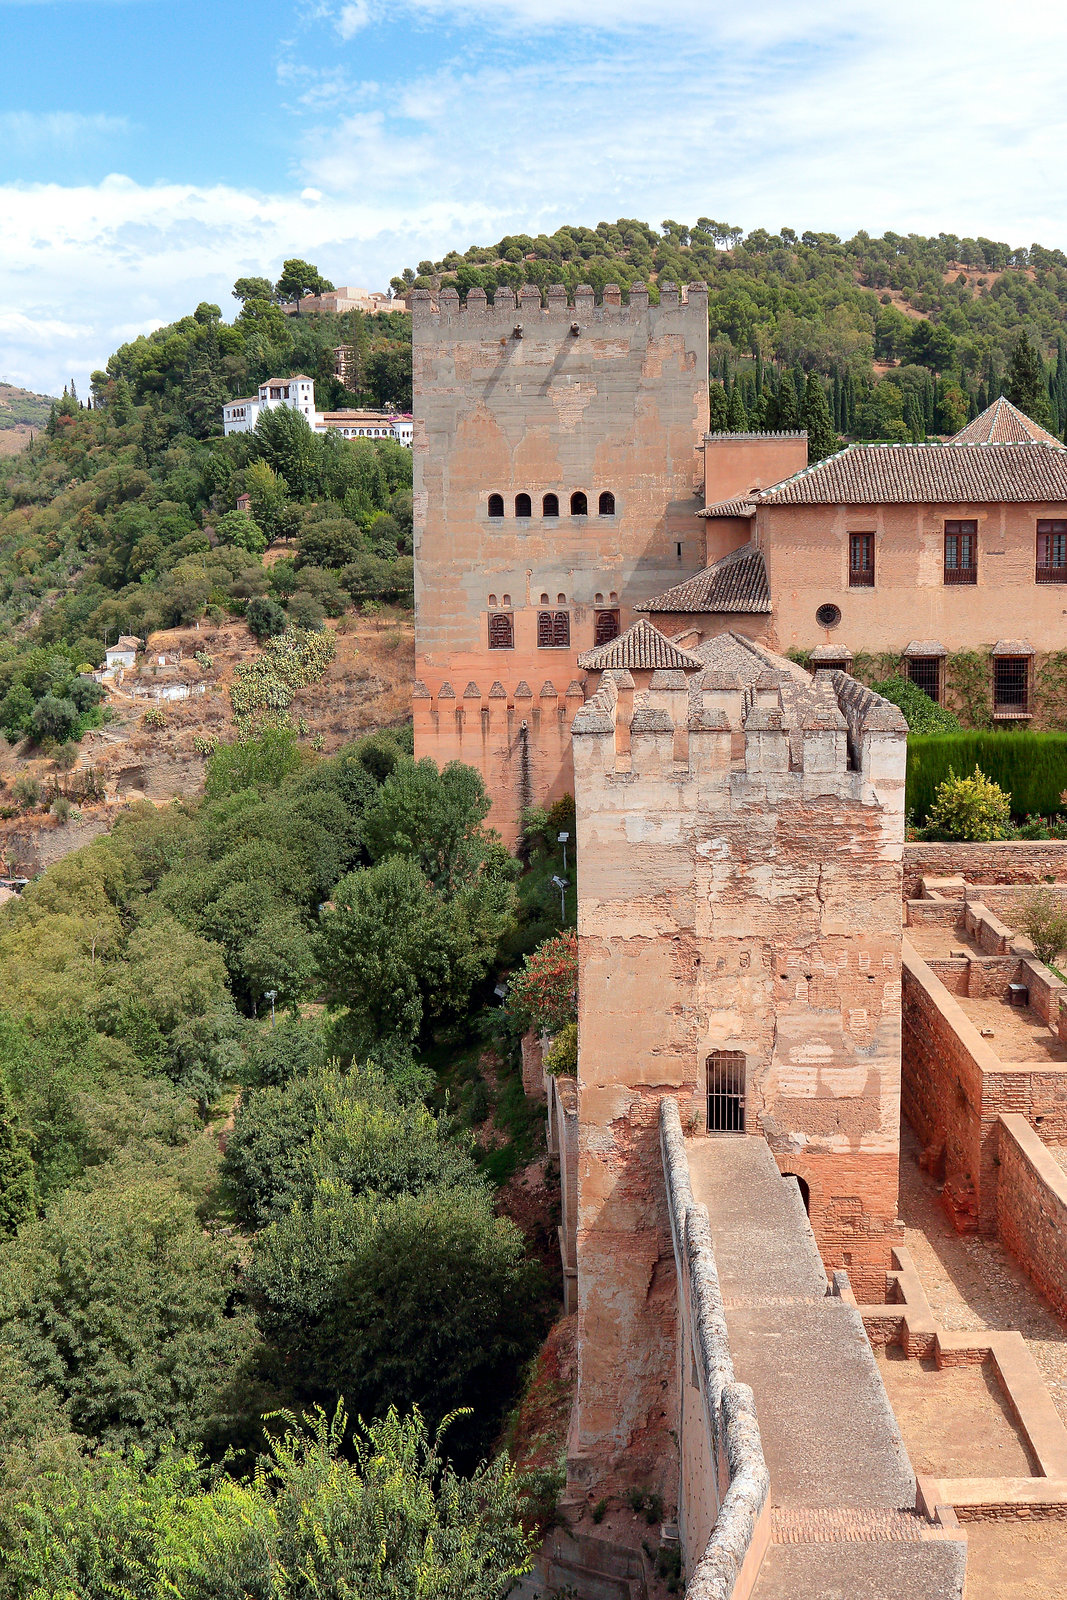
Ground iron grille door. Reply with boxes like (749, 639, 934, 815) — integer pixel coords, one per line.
(707, 1051, 746, 1133)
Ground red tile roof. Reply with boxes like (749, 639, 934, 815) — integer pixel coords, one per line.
(577, 618, 705, 672)
(757, 441, 1067, 505)
(697, 495, 758, 518)
(638, 543, 771, 615)
(950, 396, 1063, 447)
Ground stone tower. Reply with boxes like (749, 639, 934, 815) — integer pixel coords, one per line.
(411, 281, 710, 844)
(568, 627, 907, 1486)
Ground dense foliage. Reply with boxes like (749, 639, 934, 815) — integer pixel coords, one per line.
(919, 765, 1013, 841)
(0, 726, 550, 1575)
(907, 731, 1067, 821)
(869, 675, 962, 735)
(398, 218, 1067, 444)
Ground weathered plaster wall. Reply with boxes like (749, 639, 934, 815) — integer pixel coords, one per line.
(411, 282, 709, 842)
(569, 642, 907, 1485)
(760, 499, 1067, 656)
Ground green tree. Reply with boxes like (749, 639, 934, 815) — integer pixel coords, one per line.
(361, 757, 493, 890)
(30, 695, 79, 745)
(245, 595, 288, 640)
(366, 343, 413, 411)
(223, 1065, 474, 1230)
(0, 1071, 36, 1236)
(215, 508, 267, 555)
(1006, 332, 1054, 427)
(0, 1176, 254, 1456)
(4, 1404, 535, 1600)
(802, 372, 838, 462)
(249, 1183, 542, 1464)
(275, 259, 334, 314)
(232, 275, 275, 304)
(726, 382, 749, 431)
(707, 382, 729, 432)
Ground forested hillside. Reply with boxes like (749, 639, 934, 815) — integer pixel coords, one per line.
(396, 217, 1067, 442)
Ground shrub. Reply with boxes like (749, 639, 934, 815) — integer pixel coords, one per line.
(245, 595, 288, 641)
(229, 627, 336, 725)
(12, 775, 40, 808)
(30, 695, 79, 745)
(50, 797, 72, 824)
(869, 675, 960, 735)
(191, 733, 218, 757)
(142, 705, 167, 730)
(907, 731, 1067, 821)
(922, 766, 1012, 841)
(1016, 887, 1067, 967)
(505, 931, 579, 1034)
(68, 676, 105, 714)
(544, 1020, 578, 1076)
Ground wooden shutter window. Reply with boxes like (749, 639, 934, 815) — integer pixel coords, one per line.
(488, 612, 514, 649)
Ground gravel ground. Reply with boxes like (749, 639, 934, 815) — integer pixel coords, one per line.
(898, 1124, 1067, 1427)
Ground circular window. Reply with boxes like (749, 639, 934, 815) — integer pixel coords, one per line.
(816, 603, 842, 629)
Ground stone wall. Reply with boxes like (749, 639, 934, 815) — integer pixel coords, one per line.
(903, 842, 1067, 898)
(411, 282, 709, 843)
(995, 1114, 1067, 1322)
(661, 1100, 769, 1599)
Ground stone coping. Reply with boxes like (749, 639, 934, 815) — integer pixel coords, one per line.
(660, 1100, 770, 1600)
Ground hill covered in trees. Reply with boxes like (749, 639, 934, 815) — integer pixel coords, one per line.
(395, 217, 1067, 443)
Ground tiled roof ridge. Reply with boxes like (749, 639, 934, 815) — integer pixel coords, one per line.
(637, 543, 771, 616)
(754, 439, 1067, 505)
(576, 616, 705, 672)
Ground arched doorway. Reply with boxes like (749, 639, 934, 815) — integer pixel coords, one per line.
(781, 1172, 811, 1213)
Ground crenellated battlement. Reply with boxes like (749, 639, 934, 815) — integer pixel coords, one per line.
(410, 280, 708, 329)
(572, 628, 907, 800)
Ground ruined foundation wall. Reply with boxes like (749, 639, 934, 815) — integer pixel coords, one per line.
(996, 1114, 1067, 1322)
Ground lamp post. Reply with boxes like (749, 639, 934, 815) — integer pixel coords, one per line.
(551, 874, 569, 923)
(557, 830, 570, 874)
(265, 990, 277, 1029)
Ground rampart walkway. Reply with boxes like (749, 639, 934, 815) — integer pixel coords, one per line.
(673, 1120, 967, 1597)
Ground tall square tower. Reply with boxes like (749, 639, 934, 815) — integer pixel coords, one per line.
(412, 281, 709, 843)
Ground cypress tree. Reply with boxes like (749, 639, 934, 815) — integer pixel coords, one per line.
(0, 1072, 35, 1236)
(832, 373, 842, 431)
(708, 383, 729, 432)
(1006, 332, 1053, 426)
(775, 370, 801, 430)
(727, 383, 749, 431)
(803, 373, 838, 462)
(904, 390, 925, 442)
(1052, 336, 1067, 431)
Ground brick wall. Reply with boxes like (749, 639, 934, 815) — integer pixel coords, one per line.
(995, 1114, 1067, 1321)
(903, 842, 1067, 897)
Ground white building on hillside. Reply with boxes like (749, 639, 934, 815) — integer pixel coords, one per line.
(222, 375, 321, 436)
(222, 381, 412, 446)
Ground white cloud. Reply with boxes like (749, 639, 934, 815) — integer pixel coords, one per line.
(336, 0, 372, 37)
(0, 110, 129, 148)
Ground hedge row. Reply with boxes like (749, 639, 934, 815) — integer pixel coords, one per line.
(907, 731, 1067, 820)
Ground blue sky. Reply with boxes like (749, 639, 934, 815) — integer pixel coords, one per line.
(2, 0, 1067, 395)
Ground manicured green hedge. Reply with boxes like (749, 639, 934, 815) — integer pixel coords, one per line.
(907, 732, 1067, 821)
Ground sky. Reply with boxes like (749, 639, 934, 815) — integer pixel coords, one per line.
(2, 0, 1067, 396)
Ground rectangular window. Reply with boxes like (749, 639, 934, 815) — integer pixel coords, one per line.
(488, 612, 514, 649)
(944, 520, 978, 584)
(707, 1051, 746, 1133)
(994, 656, 1029, 713)
(538, 611, 570, 647)
(1037, 520, 1067, 582)
(594, 609, 620, 645)
(849, 532, 875, 586)
(907, 656, 941, 702)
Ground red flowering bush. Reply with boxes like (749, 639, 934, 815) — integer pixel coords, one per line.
(504, 930, 578, 1034)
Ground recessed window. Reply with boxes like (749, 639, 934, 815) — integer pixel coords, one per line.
(515, 492, 532, 518)
(543, 493, 560, 517)
(1037, 520, 1067, 582)
(598, 490, 616, 516)
(571, 491, 588, 516)
(944, 520, 977, 584)
(594, 592, 604, 604)
(907, 656, 941, 702)
(557, 592, 566, 604)
(502, 593, 511, 606)
(488, 494, 504, 519)
(488, 593, 497, 607)
(594, 609, 620, 645)
(849, 531, 875, 587)
(488, 612, 514, 649)
(707, 1051, 746, 1133)
(540, 592, 550, 604)
(537, 610, 570, 647)
(994, 656, 1029, 714)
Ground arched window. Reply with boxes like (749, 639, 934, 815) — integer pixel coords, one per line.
(598, 490, 616, 516)
(570, 491, 588, 516)
(781, 1173, 811, 1214)
(707, 1051, 746, 1132)
(594, 592, 604, 604)
(540, 592, 550, 604)
(538, 611, 570, 647)
(488, 494, 504, 518)
(488, 593, 497, 607)
(594, 608, 620, 645)
(515, 492, 532, 518)
(543, 493, 560, 517)
(557, 593, 567, 604)
(502, 593, 511, 606)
